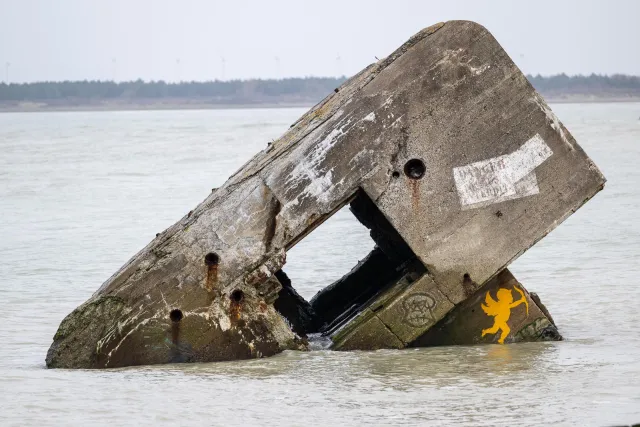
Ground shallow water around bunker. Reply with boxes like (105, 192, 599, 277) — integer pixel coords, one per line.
(0, 104, 639, 426)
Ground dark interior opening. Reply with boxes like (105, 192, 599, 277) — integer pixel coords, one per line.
(169, 309, 183, 323)
(404, 158, 426, 179)
(272, 189, 425, 337)
(230, 289, 244, 303)
(204, 252, 220, 266)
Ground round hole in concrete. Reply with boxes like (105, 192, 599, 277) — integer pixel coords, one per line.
(230, 289, 244, 303)
(404, 159, 426, 179)
(392, 171, 400, 178)
(169, 309, 183, 322)
(204, 252, 220, 266)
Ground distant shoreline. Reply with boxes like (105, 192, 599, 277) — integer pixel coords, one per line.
(0, 100, 315, 113)
(2, 75, 640, 113)
(1, 96, 639, 113)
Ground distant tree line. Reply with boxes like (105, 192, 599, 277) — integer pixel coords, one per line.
(0, 74, 639, 103)
(527, 73, 640, 96)
(0, 77, 347, 103)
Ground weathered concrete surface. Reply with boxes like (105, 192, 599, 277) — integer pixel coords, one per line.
(329, 266, 559, 350)
(411, 269, 561, 347)
(331, 269, 455, 350)
(47, 20, 604, 369)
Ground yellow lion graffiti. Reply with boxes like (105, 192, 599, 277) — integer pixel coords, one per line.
(481, 286, 529, 344)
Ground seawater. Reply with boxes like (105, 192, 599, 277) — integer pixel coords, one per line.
(0, 104, 639, 426)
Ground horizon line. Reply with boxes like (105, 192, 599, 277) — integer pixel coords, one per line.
(1, 73, 640, 85)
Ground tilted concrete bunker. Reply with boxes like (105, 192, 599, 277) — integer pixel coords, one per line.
(46, 21, 605, 369)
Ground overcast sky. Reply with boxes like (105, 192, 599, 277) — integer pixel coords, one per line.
(1, 0, 639, 83)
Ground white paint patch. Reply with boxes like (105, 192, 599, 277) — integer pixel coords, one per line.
(284, 119, 351, 204)
(218, 315, 231, 331)
(362, 112, 376, 122)
(282, 109, 377, 209)
(453, 134, 553, 209)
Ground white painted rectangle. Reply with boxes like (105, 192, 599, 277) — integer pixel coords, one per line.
(453, 134, 553, 209)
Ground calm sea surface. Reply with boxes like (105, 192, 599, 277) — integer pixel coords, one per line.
(1, 104, 639, 426)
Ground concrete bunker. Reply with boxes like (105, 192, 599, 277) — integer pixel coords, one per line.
(45, 20, 605, 369)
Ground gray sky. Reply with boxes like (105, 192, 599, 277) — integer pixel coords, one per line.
(1, 0, 639, 83)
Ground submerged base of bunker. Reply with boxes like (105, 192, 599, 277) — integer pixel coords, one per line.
(47, 20, 602, 369)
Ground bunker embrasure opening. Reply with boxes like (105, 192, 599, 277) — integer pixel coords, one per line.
(272, 189, 426, 338)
